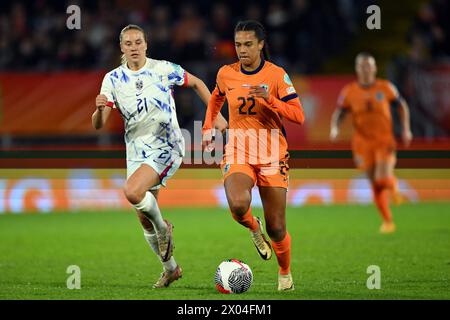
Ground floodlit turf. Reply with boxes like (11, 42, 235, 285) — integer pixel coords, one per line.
(0, 203, 449, 300)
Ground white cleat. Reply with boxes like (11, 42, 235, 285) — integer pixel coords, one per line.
(250, 217, 272, 260)
(278, 272, 295, 291)
(153, 265, 182, 288)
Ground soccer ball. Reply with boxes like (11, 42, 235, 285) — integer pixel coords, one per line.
(214, 259, 253, 294)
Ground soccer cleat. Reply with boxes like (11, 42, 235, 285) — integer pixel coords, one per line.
(391, 179, 404, 206)
(153, 265, 182, 288)
(278, 272, 294, 291)
(250, 217, 272, 260)
(380, 222, 396, 234)
(157, 220, 174, 262)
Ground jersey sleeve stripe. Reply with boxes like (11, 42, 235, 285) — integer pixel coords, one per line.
(217, 84, 225, 96)
(182, 71, 188, 87)
(280, 93, 298, 102)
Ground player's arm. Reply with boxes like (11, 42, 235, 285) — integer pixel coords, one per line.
(249, 86, 305, 124)
(330, 85, 351, 141)
(387, 81, 412, 146)
(396, 97, 413, 147)
(202, 86, 227, 150)
(186, 72, 228, 133)
(330, 107, 349, 141)
(92, 94, 112, 130)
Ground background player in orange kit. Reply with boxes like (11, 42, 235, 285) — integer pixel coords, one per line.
(330, 52, 413, 234)
(202, 20, 304, 291)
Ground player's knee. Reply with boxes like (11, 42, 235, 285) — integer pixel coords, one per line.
(228, 197, 250, 216)
(266, 220, 286, 242)
(123, 184, 144, 205)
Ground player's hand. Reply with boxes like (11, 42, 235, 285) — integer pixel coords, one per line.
(202, 129, 215, 152)
(402, 128, 413, 147)
(330, 126, 339, 141)
(96, 94, 108, 111)
(214, 114, 228, 134)
(248, 85, 270, 100)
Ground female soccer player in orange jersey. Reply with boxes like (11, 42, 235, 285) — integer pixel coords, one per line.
(330, 52, 413, 234)
(202, 20, 305, 291)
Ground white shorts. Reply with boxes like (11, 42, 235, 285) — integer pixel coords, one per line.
(127, 153, 182, 190)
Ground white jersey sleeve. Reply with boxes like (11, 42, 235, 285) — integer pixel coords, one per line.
(100, 73, 115, 104)
(162, 61, 187, 87)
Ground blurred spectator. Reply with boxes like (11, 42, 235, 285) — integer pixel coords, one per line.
(388, 0, 450, 139)
(0, 0, 367, 73)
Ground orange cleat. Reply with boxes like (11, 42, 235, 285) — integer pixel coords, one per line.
(380, 222, 396, 234)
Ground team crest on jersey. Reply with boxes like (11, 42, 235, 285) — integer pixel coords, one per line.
(375, 91, 384, 101)
(135, 79, 143, 91)
(223, 164, 230, 174)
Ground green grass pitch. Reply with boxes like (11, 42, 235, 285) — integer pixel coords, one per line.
(0, 203, 449, 300)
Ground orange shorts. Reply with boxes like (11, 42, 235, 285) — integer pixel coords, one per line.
(352, 140, 396, 170)
(220, 154, 290, 189)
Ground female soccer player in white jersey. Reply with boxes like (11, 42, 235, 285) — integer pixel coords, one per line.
(92, 24, 227, 288)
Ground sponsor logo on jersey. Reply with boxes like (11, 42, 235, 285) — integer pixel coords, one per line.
(286, 86, 296, 94)
(284, 73, 293, 86)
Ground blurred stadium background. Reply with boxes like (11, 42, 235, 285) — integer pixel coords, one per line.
(0, 0, 449, 212)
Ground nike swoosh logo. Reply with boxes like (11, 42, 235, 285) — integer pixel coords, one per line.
(228, 88, 235, 91)
(254, 243, 268, 260)
(136, 92, 143, 96)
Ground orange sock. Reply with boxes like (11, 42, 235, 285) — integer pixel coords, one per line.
(372, 180, 393, 223)
(231, 207, 258, 232)
(271, 232, 291, 275)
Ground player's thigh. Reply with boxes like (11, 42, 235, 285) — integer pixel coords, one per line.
(223, 164, 255, 213)
(258, 186, 287, 241)
(125, 163, 160, 202)
(353, 147, 374, 172)
(374, 148, 396, 180)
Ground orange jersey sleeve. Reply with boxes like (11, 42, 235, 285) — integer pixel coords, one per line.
(203, 67, 227, 132)
(382, 80, 400, 103)
(263, 68, 304, 124)
(337, 84, 352, 109)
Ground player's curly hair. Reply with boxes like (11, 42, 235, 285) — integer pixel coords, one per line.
(234, 20, 271, 61)
(119, 24, 147, 65)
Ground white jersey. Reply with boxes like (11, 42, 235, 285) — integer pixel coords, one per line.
(100, 58, 186, 163)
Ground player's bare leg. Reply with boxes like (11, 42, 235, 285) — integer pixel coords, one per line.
(372, 158, 397, 233)
(224, 173, 272, 260)
(124, 165, 180, 287)
(259, 186, 293, 291)
(124, 164, 174, 261)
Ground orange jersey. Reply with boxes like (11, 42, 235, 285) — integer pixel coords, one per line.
(203, 60, 304, 164)
(338, 79, 400, 145)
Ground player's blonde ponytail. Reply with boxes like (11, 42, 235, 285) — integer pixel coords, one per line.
(119, 24, 147, 66)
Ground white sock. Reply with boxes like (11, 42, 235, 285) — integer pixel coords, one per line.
(143, 229, 178, 271)
(133, 191, 167, 233)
